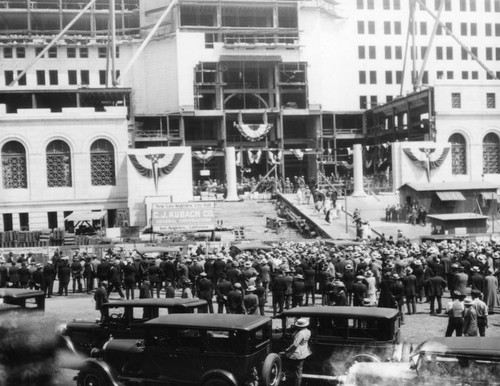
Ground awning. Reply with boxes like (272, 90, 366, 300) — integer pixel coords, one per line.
(436, 191, 466, 201)
(219, 55, 282, 62)
(64, 211, 107, 222)
(480, 191, 498, 200)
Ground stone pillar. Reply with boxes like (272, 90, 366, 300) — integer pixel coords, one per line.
(351, 143, 366, 197)
(225, 146, 239, 201)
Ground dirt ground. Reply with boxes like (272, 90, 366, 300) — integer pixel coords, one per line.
(41, 288, 500, 384)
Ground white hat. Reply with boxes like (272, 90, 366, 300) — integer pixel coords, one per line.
(295, 318, 309, 328)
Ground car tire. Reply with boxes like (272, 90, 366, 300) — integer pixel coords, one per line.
(203, 378, 233, 386)
(344, 353, 380, 372)
(79, 366, 112, 386)
(262, 353, 282, 386)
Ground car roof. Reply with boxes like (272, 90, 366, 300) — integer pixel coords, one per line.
(145, 314, 271, 331)
(418, 337, 500, 358)
(102, 298, 207, 309)
(0, 288, 45, 299)
(231, 242, 273, 252)
(279, 306, 400, 319)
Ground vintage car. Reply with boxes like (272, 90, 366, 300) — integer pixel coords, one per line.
(273, 306, 408, 382)
(0, 288, 45, 314)
(76, 314, 282, 386)
(341, 337, 500, 386)
(59, 298, 207, 357)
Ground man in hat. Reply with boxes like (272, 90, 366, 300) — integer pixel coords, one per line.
(463, 298, 478, 337)
(181, 279, 193, 299)
(197, 272, 213, 313)
(227, 282, 244, 314)
(71, 255, 83, 293)
(243, 285, 259, 315)
(123, 258, 137, 300)
(303, 263, 316, 306)
(8, 261, 20, 288)
(352, 275, 367, 307)
(271, 269, 287, 316)
(292, 274, 306, 308)
(57, 257, 71, 296)
(18, 261, 30, 289)
(469, 266, 484, 294)
(402, 267, 417, 315)
(471, 289, 488, 336)
(428, 271, 447, 316)
(32, 263, 44, 290)
(445, 290, 466, 337)
(94, 281, 109, 322)
(283, 318, 312, 386)
(0, 259, 8, 288)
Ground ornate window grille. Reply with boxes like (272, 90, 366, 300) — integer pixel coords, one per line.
(449, 133, 466, 175)
(483, 132, 500, 174)
(46, 140, 72, 187)
(90, 139, 116, 186)
(1, 140, 27, 189)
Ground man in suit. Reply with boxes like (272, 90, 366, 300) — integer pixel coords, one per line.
(402, 267, 417, 315)
(428, 271, 447, 315)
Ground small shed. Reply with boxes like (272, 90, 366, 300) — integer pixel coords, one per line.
(398, 182, 498, 216)
(427, 213, 489, 235)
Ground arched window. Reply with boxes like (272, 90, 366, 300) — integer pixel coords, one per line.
(483, 133, 500, 174)
(1, 140, 27, 189)
(90, 139, 116, 186)
(449, 133, 466, 175)
(46, 140, 72, 187)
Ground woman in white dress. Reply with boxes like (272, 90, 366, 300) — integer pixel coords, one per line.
(365, 270, 378, 306)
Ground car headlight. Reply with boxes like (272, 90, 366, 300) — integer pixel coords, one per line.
(57, 323, 68, 335)
(90, 348, 102, 358)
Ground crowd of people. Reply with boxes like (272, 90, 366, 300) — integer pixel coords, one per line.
(385, 204, 428, 226)
(1, 235, 499, 338)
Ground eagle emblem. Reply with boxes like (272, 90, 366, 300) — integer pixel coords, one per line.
(403, 147, 450, 182)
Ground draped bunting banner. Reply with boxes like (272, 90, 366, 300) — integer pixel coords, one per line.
(233, 111, 273, 142)
(291, 149, 304, 161)
(340, 161, 354, 169)
(267, 150, 283, 165)
(403, 147, 450, 182)
(128, 153, 184, 195)
(192, 150, 216, 163)
(235, 151, 242, 167)
(247, 149, 263, 164)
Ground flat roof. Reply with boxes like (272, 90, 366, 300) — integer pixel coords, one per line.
(418, 337, 500, 358)
(0, 289, 45, 298)
(400, 182, 498, 192)
(280, 306, 399, 320)
(427, 213, 489, 221)
(145, 314, 271, 331)
(103, 298, 207, 309)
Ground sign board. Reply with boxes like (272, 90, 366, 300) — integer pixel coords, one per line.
(151, 202, 215, 232)
(200, 170, 210, 176)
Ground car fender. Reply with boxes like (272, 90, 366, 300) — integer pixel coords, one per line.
(58, 333, 79, 357)
(78, 358, 123, 386)
(200, 369, 238, 386)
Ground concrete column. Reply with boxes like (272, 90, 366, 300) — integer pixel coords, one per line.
(225, 147, 239, 201)
(351, 143, 366, 197)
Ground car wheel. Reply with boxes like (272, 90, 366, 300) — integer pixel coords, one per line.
(203, 378, 232, 386)
(262, 353, 282, 386)
(79, 366, 112, 386)
(344, 353, 380, 373)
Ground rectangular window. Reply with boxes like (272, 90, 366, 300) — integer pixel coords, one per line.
(67, 47, 76, 58)
(461, 22, 467, 35)
(358, 46, 366, 59)
(470, 23, 477, 36)
(487, 93, 496, 108)
(471, 47, 478, 57)
(394, 21, 401, 34)
(16, 47, 25, 58)
(48, 212, 58, 230)
(472, 71, 478, 79)
(422, 71, 429, 84)
(19, 213, 29, 231)
(395, 46, 402, 59)
(436, 46, 443, 59)
(446, 46, 453, 60)
(368, 46, 376, 59)
(369, 71, 377, 84)
(471, 0, 476, 10)
(356, 0, 364, 9)
(396, 70, 402, 84)
(98, 47, 107, 58)
(115, 46, 120, 58)
(68, 70, 77, 85)
(80, 70, 89, 85)
(486, 47, 493, 60)
(370, 95, 378, 108)
(367, 0, 374, 9)
(420, 22, 427, 35)
(486, 0, 492, 11)
(496, 0, 500, 11)
(385, 71, 393, 84)
(48, 47, 57, 58)
(3, 47, 12, 58)
(386, 95, 394, 103)
(446, 22, 452, 32)
(460, 0, 467, 11)
(393, 0, 401, 10)
(357, 21, 365, 34)
(496, 47, 500, 60)
(49, 70, 58, 85)
(17, 71, 26, 86)
(35, 47, 44, 57)
(447, 71, 454, 79)
(384, 21, 391, 34)
(359, 71, 366, 84)
(3, 214, 13, 232)
(4, 70, 13, 84)
(486, 24, 492, 36)
(99, 70, 106, 85)
(368, 21, 375, 34)
(445, 0, 451, 10)
(383, 0, 390, 9)
(421, 46, 427, 58)
(80, 47, 88, 58)
(437, 70, 444, 79)
(496, 23, 500, 36)
(434, 0, 440, 10)
(462, 48, 469, 60)
(36, 70, 45, 85)
(452, 92, 461, 108)
(385, 46, 392, 59)
(462, 71, 469, 80)
(360, 96, 367, 109)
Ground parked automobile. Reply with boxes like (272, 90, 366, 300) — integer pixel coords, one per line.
(341, 337, 500, 386)
(76, 314, 282, 386)
(0, 288, 45, 314)
(59, 298, 207, 357)
(273, 306, 407, 383)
